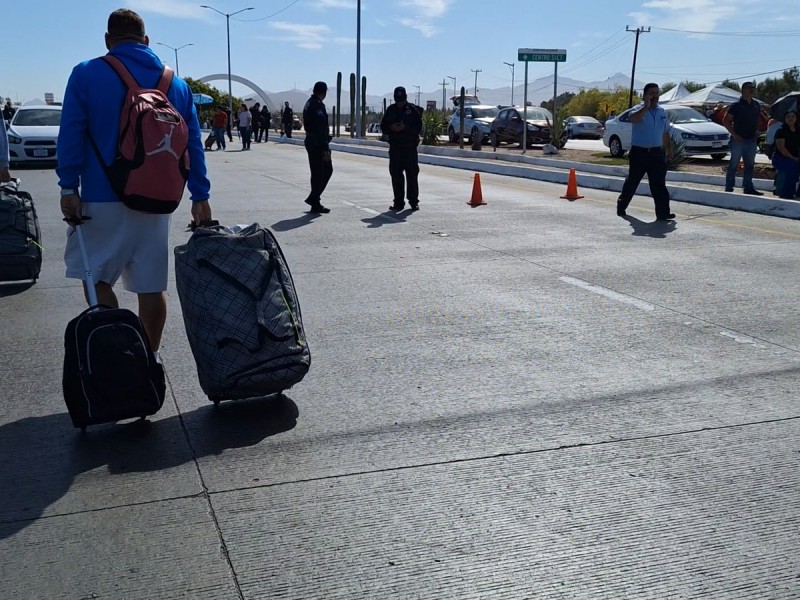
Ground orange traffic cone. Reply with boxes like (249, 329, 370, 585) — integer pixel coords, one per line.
(560, 168, 584, 201)
(467, 173, 487, 207)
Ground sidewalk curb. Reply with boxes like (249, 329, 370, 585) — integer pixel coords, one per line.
(284, 137, 800, 220)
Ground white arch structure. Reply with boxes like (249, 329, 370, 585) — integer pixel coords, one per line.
(197, 74, 277, 112)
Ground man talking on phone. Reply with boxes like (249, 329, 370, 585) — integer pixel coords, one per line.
(616, 83, 675, 221)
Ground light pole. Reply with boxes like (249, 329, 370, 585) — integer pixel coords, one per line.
(471, 69, 482, 95)
(156, 42, 193, 79)
(200, 5, 254, 113)
(447, 76, 456, 102)
(414, 85, 421, 106)
(355, 0, 362, 137)
(503, 61, 515, 105)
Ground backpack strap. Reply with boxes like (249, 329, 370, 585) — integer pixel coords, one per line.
(156, 67, 175, 96)
(101, 55, 141, 90)
(101, 55, 173, 95)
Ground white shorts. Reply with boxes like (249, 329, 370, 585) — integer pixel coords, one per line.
(64, 201, 171, 294)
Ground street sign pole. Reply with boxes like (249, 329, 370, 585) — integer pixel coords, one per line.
(518, 48, 567, 154)
(522, 60, 529, 153)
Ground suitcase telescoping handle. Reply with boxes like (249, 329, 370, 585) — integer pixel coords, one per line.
(73, 222, 99, 308)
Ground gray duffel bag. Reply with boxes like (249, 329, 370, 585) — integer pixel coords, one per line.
(174, 223, 310, 403)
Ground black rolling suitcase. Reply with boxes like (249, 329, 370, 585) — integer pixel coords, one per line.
(62, 223, 165, 431)
(174, 222, 310, 404)
(0, 179, 42, 284)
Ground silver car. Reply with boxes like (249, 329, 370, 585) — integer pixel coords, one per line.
(564, 115, 605, 140)
(447, 104, 499, 143)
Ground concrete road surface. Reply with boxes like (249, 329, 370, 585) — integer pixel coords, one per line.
(1, 142, 799, 599)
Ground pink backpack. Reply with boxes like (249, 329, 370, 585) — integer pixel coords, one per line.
(91, 55, 190, 214)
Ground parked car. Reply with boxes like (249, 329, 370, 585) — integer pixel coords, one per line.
(489, 106, 561, 147)
(564, 115, 605, 140)
(603, 105, 730, 160)
(447, 104, 499, 143)
(6, 105, 61, 164)
(366, 123, 382, 134)
(292, 116, 303, 131)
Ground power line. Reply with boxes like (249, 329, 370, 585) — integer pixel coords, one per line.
(651, 26, 800, 37)
(233, 0, 300, 21)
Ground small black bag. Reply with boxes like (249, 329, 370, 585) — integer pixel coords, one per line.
(63, 305, 165, 429)
(0, 180, 42, 283)
(62, 224, 165, 430)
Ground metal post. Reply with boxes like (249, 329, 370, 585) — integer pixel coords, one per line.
(414, 85, 421, 106)
(200, 6, 254, 114)
(503, 62, 515, 105)
(522, 61, 528, 154)
(156, 43, 193, 79)
(355, 0, 361, 137)
(553, 60, 558, 122)
(440, 79, 447, 117)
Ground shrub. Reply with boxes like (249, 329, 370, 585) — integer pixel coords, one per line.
(421, 110, 445, 145)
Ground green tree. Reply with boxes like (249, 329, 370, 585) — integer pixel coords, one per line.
(681, 80, 705, 93)
(756, 68, 800, 103)
(661, 82, 676, 94)
(720, 79, 741, 92)
(540, 91, 575, 116)
(561, 86, 634, 121)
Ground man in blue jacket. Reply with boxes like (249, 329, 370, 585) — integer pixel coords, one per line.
(57, 8, 212, 354)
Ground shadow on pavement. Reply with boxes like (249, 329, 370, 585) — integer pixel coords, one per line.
(0, 282, 36, 297)
(270, 213, 322, 231)
(0, 394, 298, 540)
(361, 209, 412, 228)
(624, 215, 677, 238)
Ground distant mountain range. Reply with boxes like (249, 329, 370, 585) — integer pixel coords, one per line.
(244, 72, 646, 113)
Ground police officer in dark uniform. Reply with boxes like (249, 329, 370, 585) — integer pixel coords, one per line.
(380, 86, 423, 211)
(302, 81, 333, 213)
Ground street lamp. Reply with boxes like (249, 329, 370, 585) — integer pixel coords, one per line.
(414, 85, 421, 106)
(156, 42, 193, 79)
(200, 5, 254, 113)
(447, 75, 456, 100)
(503, 61, 515, 105)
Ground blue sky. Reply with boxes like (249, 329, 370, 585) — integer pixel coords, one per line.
(4, 0, 800, 104)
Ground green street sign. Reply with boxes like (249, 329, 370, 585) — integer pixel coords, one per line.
(518, 48, 567, 62)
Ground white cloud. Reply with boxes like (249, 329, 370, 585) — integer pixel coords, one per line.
(398, 18, 440, 38)
(310, 0, 357, 9)
(126, 0, 212, 21)
(400, 0, 452, 18)
(633, 0, 745, 33)
(268, 21, 331, 50)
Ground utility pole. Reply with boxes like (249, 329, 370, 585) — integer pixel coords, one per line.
(440, 79, 447, 115)
(503, 62, 515, 105)
(414, 85, 421, 106)
(626, 25, 650, 108)
(471, 69, 482, 96)
(447, 76, 456, 102)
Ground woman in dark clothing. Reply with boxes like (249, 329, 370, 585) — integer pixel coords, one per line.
(259, 105, 271, 142)
(771, 110, 800, 199)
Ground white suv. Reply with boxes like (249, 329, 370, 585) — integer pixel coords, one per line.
(447, 104, 499, 143)
(603, 105, 730, 160)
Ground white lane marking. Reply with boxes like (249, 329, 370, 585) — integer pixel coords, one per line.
(559, 276, 656, 312)
(340, 199, 381, 215)
(719, 331, 766, 349)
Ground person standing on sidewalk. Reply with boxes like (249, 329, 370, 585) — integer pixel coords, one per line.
(281, 102, 294, 138)
(616, 83, 674, 221)
(723, 82, 763, 196)
(380, 86, 423, 211)
(57, 8, 212, 355)
(237, 103, 252, 150)
(301, 81, 333, 214)
(212, 105, 227, 150)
